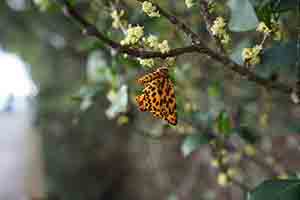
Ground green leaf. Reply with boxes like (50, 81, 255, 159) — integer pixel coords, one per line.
(277, 0, 299, 11)
(256, 41, 297, 77)
(217, 111, 232, 136)
(208, 83, 221, 98)
(234, 126, 260, 144)
(191, 112, 214, 129)
(288, 122, 300, 134)
(192, 112, 213, 123)
(249, 180, 300, 200)
(228, 0, 259, 32)
(261, 42, 297, 67)
(181, 134, 210, 157)
(287, 172, 300, 180)
(76, 38, 106, 53)
(167, 193, 178, 200)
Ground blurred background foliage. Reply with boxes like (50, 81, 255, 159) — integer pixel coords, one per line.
(1, 0, 300, 199)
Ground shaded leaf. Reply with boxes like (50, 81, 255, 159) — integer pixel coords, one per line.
(228, 0, 259, 32)
(234, 126, 260, 144)
(261, 41, 297, 67)
(208, 83, 221, 98)
(278, 0, 299, 10)
(249, 180, 300, 200)
(288, 122, 300, 134)
(217, 111, 232, 136)
(167, 193, 178, 200)
(256, 41, 297, 77)
(191, 111, 214, 129)
(86, 50, 113, 83)
(181, 134, 210, 157)
(192, 112, 214, 123)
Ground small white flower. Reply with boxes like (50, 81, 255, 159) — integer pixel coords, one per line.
(242, 45, 262, 65)
(217, 173, 228, 187)
(256, 22, 271, 35)
(142, 1, 160, 17)
(138, 58, 155, 68)
(146, 35, 159, 49)
(121, 25, 144, 45)
(158, 40, 170, 53)
(211, 17, 226, 35)
(185, 0, 195, 8)
(111, 9, 125, 29)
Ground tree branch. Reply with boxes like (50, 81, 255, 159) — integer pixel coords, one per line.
(136, 0, 202, 44)
(59, 0, 293, 96)
(135, 0, 293, 95)
(57, 0, 199, 59)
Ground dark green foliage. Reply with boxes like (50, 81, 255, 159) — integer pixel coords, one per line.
(249, 180, 300, 200)
(216, 111, 232, 137)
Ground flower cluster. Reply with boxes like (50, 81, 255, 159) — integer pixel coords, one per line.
(143, 35, 170, 53)
(217, 168, 239, 187)
(227, 168, 238, 178)
(185, 0, 195, 8)
(278, 173, 289, 180)
(256, 21, 283, 41)
(166, 57, 176, 66)
(138, 36, 171, 67)
(256, 22, 271, 35)
(138, 58, 155, 68)
(121, 25, 144, 45)
(111, 9, 125, 29)
(210, 159, 220, 168)
(210, 17, 230, 45)
(142, 1, 160, 17)
(243, 144, 257, 157)
(143, 35, 160, 49)
(217, 172, 228, 187)
(242, 45, 263, 65)
(158, 40, 170, 53)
